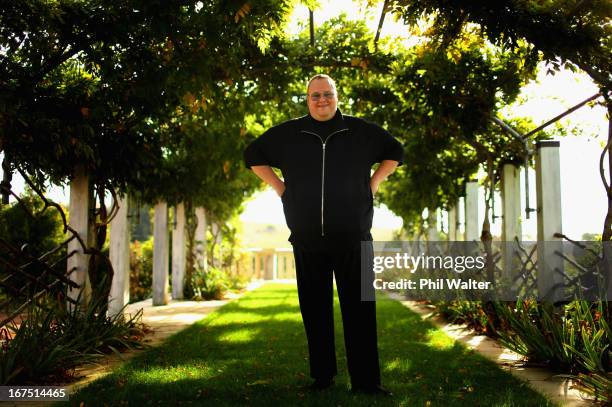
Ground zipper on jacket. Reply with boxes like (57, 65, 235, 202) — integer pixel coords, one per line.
(300, 128, 349, 236)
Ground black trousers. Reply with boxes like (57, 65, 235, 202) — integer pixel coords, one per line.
(293, 242, 380, 387)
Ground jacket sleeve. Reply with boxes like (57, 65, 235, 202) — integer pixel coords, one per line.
(369, 122, 405, 166)
(244, 126, 282, 169)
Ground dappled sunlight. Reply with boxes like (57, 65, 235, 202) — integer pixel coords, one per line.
(217, 328, 258, 343)
(425, 327, 455, 349)
(383, 357, 412, 374)
(145, 312, 212, 325)
(204, 311, 266, 323)
(68, 284, 554, 406)
(464, 333, 486, 347)
(269, 311, 301, 321)
(130, 365, 215, 383)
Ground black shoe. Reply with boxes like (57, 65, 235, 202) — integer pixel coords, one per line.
(351, 385, 393, 396)
(309, 378, 335, 391)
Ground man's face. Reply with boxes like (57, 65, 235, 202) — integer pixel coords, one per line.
(307, 78, 338, 121)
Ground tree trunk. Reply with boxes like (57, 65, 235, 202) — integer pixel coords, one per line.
(601, 104, 612, 322)
(184, 200, 196, 298)
(481, 158, 495, 283)
(193, 207, 208, 273)
(1, 153, 12, 205)
(88, 183, 111, 304)
(602, 104, 612, 241)
(309, 9, 315, 47)
(209, 221, 222, 269)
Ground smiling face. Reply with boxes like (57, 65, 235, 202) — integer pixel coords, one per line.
(307, 77, 338, 122)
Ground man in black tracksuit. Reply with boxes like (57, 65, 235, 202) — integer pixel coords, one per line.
(244, 74, 403, 394)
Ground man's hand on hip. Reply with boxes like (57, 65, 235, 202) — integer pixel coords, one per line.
(370, 160, 399, 195)
(370, 178, 380, 195)
(251, 165, 286, 197)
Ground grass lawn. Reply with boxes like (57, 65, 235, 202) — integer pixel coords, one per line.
(59, 283, 555, 406)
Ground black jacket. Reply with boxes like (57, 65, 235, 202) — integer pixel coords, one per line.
(244, 110, 404, 250)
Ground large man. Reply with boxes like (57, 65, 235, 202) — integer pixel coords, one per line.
(244, 74, 403, 394)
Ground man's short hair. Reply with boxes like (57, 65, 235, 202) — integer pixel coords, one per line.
(307, 74, 337, 94)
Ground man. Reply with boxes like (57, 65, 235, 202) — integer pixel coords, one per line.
(244, 74, 403, 394)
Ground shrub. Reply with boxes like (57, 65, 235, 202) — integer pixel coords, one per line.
(0, 189, 65, 255)
(436, 301, 492, 334)
(225, 251, 251, 291)
(494, 301, 576, 367)
(129, 238, 153, 302)
(494, 300, 610, 402)
(568, 371, 611, 403)
(0, 190, 67, 302)
(435, 298, 611, 402)
(0, 305, 87, 385)
(190, 267, 229, 301)
(0, 279, 146, 385)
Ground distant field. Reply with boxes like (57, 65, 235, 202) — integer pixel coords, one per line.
(240, 221, 398, 249)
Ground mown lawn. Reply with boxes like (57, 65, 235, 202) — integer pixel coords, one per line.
(58, 283, 555, 406)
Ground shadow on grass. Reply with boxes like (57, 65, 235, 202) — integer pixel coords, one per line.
(58, 283, 555, 406)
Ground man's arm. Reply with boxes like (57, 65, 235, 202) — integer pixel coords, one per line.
(251, 165, 286, 197)
(370, 160, 399, 194)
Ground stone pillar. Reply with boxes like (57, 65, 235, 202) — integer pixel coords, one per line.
(152, 201, 169, 305)
(262, 249, 274, 280)
(501, 164, 522, 280)
(448, 205, 458, 241)
(427, 208, 438, 242)
(108, 194, 130, 317)
(172, 202, 186, 300)
(502, 164, 522, 242)
(456, 198, 464, 241)
(67, 167, 91, 309)
(194, 207, 208, 272)
(465, 181, 479, 242)
(535, 141, 564, 301)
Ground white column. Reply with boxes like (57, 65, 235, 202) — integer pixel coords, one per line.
(171, 202, 186, 299)
(456, 198, 464, 241)
(263, 250, 274, 280)
(501, 164, 522, 280)
(448, 205, 457, 241)
(153, 201, 169, 305)
(194, 207, 208, 272)
(535, 141, 564, 301)
(465, 181, 479, 242)
(108, 194, 130, 317)
(427, 208, 438, 242)
(502, 164, 522, 242)
(67, 167, 91, 308)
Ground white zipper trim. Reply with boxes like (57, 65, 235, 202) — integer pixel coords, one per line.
(300, 128, 349, 236)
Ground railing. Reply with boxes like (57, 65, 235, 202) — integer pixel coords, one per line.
(0, 170, 94, 328)
(378, 236, 609, 302)
(0, 236, 78, 327)
(510, 235, 607, 301)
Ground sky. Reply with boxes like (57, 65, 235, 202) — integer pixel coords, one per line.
(7, 0, 609, 240)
